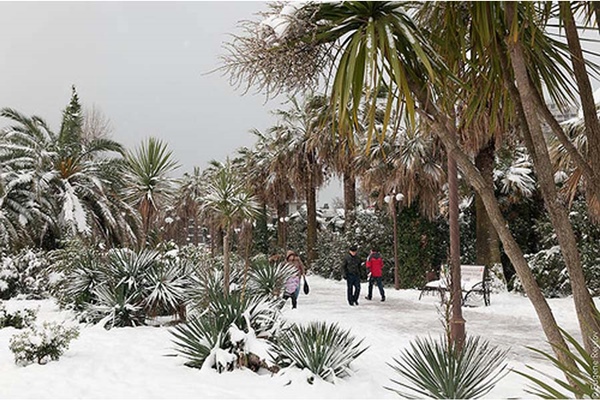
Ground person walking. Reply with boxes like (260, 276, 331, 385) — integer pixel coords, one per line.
(365, 246, 386, 302)
(283, 250, 305, 309)
(341, 245, 361, 306)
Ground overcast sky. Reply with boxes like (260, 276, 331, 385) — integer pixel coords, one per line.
(0, 1, 342, 206)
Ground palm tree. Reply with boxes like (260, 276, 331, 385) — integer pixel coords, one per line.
(271, 95, 328, 264)
(124, 137, 179, 247)
(238, 128, 296, 251)
(200, 159, 259, 296)
(221, 0, 587, 364)
(0, 87, 138, 249)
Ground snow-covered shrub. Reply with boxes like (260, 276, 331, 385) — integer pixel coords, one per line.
(513, 197, 600, 297)
(0, 303, 37, 329)
(171, 314, 230, 370)
(270, 322, 368, 382)
(9, 322, 79, 366)
(49, 244, 104, 312)
(0, 249, 52, 300)
(247, 257, 297, 298)
(514, 246, 570, 298)
(386, 335, 508, 399)
(171, 290, 282, 372)
(90, 284, 146, 329)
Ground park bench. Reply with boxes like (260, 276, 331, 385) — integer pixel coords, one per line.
(418, 264, 491, 306)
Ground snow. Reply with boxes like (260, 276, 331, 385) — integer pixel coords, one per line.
(1, 275, 595, 399)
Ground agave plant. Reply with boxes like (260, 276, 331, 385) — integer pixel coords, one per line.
(386, 335, 508, 399)
(271, 321, 368, 382)
(516, 328, 600, 399)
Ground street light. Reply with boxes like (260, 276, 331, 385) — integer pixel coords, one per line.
(384, 192, 404, 290)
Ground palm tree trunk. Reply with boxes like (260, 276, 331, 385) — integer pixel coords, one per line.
(223, 229, 230, 297)
(276, 201, 287, 249)
(560, 2, 600, 219)
(410, 80, 574, 371)
(475, 142, 504, 283)
(343, 171, 356, 228)
(448, 154, 465, 351)
(306, 167, 318, 265)
(506, 4, 600, 358)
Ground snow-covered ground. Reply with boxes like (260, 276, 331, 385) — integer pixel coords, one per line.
(1, 275, 594, 399)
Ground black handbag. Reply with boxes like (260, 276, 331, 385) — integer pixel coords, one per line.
(303, 277, 310, 294)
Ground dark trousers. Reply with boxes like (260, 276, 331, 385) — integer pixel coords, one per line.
(346, 274, 361, 305)
(368, 276, 385, 299)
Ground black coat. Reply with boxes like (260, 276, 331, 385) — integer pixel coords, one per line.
(341, 253, 362, 278)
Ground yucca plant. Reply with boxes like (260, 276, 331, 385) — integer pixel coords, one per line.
(516, 328, 600, 399)
(89, 284, 145, 329)
(271, 322, 368, 382)
(144, 258, 189, 318)
(248, 259, 297, 298)
(171, 313, 230, 369)
(207, 290, 281, 338)
(386, 335, 508, 399)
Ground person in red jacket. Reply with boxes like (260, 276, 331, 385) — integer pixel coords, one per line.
(365, 246, 386, 302)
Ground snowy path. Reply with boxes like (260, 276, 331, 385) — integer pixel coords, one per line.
(0, 275, 593, 399)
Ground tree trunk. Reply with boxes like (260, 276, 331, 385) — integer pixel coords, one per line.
(306, 167, 318, 265)
(410, 80, 573, 370)
(276, 201, 287, 250)
(343, 171, 356, 228)
(475, 142, 504, 283)
(448, 154, 465, 351)
(223, 230, 230, 297)
(506, 5, 600, 357)
(561, 2, 600, 219)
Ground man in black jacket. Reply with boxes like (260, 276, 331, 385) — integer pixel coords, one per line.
(341, 245, 362, 306)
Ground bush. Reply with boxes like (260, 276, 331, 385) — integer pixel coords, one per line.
(9, 322, 80, 366)
(171, 291, 281, 372)
(270, 321, 368, 382)
(0, 303, 37, 329)
(0, 249, 52, 300)
(386, 335, 508, 399)
(247, 257, 297, 298)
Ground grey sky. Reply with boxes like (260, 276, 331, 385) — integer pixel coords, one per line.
(0, 1, 342, 206)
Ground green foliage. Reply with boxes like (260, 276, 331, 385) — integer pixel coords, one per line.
(0, 303, 37, 329)
(171, 314, 229, 369)
(386, 335, 508, 399)
(9, 322, 80, 366)
(397, 204, 450, 288)
(270, 321, 368, 382)
(512, 196, 600, 297)
(171, 290, 281, 372)
(516, 328, 600, 399)
(248, 257, 297, 298)
(312, 206, 448, 288)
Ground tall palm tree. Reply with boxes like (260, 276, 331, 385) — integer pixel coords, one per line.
(271, 95, 328, 264)
(239, 128, 296, 251)
(124, 137, 179, 247)
(200, 159, 259, 296)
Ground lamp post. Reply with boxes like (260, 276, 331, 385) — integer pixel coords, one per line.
(384, 192, 404, 290)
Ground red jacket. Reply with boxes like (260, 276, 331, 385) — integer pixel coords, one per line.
(366, 252, 384, 277)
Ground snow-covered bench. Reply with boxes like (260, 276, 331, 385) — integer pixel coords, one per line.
(418, 264, 491, 306)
